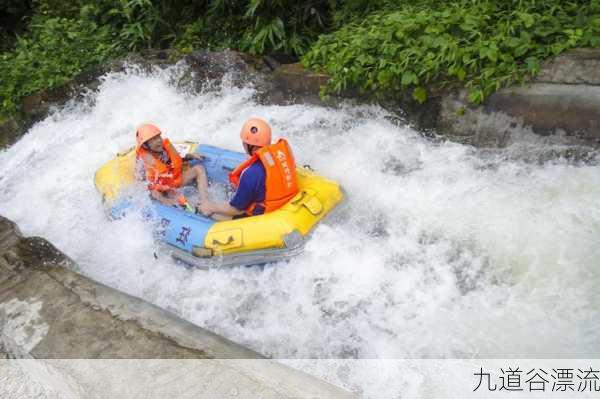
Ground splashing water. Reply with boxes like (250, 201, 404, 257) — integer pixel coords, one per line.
(1, 63, 599, 397)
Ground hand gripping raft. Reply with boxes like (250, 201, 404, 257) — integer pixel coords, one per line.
(94, 142, 343, 269)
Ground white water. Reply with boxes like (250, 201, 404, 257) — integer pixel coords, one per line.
(1, 63, 600, 397)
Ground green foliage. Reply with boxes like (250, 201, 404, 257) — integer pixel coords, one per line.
(238, 0, 332, 55)
(0, 16, 120, 115)
(303, 0, 600, 104)
(174, 12, 245, 53)
(175, 0, 333, 56)
(108, 0, 163, 50)
(32, 0, 334, 55)
(35, 0, 208, 50)
(0, 0, 206, 116)
(2, 0, 600, 118)
(331, 0, 403, 27)
(0, 0, 34, 51)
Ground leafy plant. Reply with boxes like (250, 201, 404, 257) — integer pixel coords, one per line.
(2, 0, 600, 119)
(303, 0, 600, 104)
(239, 0, 332, 55)
(0, 16, 121, 116)
(175, 0, 334, 56)
(0, 0, 34, 51)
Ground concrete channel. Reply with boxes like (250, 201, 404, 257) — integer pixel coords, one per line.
(0, 215, 355, 398)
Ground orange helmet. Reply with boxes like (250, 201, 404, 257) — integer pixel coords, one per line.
(240, 118, 271, 147)
(135, 123, 162, 150)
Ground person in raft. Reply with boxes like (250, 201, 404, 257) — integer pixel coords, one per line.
(198, 117, 298, 220)
(135, 123, 209, 207)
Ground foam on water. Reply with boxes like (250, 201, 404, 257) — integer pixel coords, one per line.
(1, 63, 599, 397)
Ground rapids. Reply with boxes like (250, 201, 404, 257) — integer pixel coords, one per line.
(1, 63, 599, 397)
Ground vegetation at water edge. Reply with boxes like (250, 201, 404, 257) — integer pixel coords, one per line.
(1, 0, 599, 119)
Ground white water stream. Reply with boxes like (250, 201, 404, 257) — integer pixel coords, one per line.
(1, 63, 599, 397)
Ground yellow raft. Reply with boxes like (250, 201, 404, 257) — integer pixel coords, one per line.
(94, 142, 343, 268)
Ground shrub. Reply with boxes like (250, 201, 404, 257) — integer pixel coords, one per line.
(175, 0, 333, 56)
(303, 0, 600, 103)
(0, 0, 34, 51)
(0, 16, 121, 115)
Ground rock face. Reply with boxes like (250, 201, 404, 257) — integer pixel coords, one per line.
(438, 49, 600, 148)
(536, 48, 600, 85)
(7, 48, 600, 150)
(0, 215, 257, 359)
(0, 215, 355, 397)
(271, 63, 329, 101)
(0, 117, 20, 148)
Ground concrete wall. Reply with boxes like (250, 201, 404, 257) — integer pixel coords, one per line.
(438, 48, 600, 148)
(0, 215, 354, 398)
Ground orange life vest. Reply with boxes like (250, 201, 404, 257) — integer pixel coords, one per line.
(229, 138, 298, 215)
(136, 138, 183, 191)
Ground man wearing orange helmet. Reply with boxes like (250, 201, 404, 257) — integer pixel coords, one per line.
(135, 123, 209, 207)
(198, 117, 298, 220)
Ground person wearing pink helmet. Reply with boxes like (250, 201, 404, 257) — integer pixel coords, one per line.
(135, 123, 209, 207)
(198, 117, 298, 220)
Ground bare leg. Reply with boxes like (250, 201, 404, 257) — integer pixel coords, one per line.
(182, 165, 209, 203)
(210, 213, 233, 221)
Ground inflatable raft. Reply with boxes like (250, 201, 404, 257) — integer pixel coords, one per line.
(94, 142, 343, 269)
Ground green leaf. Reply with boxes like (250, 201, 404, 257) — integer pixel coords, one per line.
(486, 48, 498, 63)
(412, 87, 427, 103)
(589, 35, 600, 46)
(515, 44, 530, 57)
(467, 89, 484, 104)
(401, 71, 418, 86)
(525, 56, 540, 74)
(519, 13, 535, 28)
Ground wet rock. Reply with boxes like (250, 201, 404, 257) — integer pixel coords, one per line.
(271, 63, 329, 99)
(439, 85, 600, 148)
(266, 52, 299, 66)
(0, 116, 21, 149)
(439, 90, 518, 147)
(181, 50, 262, 91)
(536, 48, 600, 85)
(437, 49, 600, 148)
(11, 47, 600, 152)
(178, 51, 332, 106)
(486, 84, 600, 141)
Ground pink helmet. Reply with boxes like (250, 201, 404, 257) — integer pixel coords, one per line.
(240, 118, 271, 147)
(135, 123, 161, 150)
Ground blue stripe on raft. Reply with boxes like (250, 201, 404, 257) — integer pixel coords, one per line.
(151, 204, 215, 253)
(111, 199, 215, 254)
